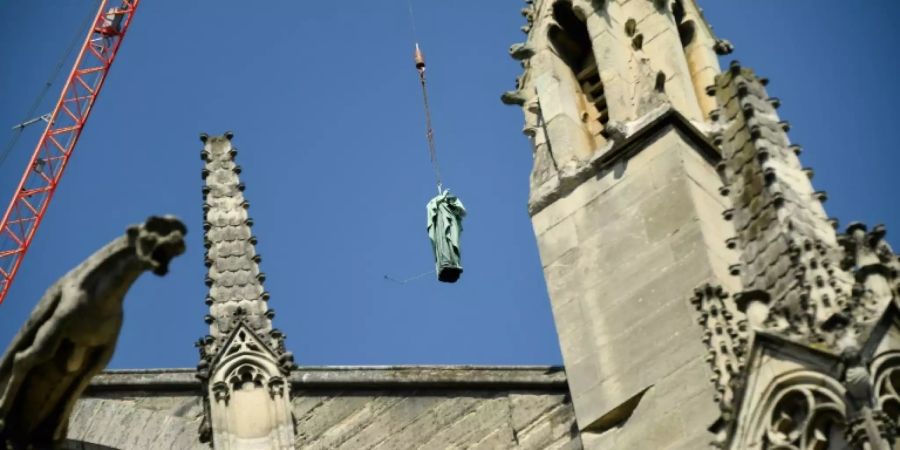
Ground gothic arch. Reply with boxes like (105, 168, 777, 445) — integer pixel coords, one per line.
(871, 351, 900, 425)
(741, 370, 848, 450)
(546, 0, 609, 145)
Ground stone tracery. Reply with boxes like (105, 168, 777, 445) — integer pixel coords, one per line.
(759, 383, 847, 450)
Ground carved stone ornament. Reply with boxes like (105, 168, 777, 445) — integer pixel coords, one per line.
(212, 381, 231, 405)
(691, 284, 749, 424)
(268, 376, 286, 399)
(0, 216, 186, 448)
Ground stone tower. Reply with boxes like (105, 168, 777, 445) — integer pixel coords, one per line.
(196, 132, 296, 449)
(506, 1, 900, 449)
(505, 0, 736, 447)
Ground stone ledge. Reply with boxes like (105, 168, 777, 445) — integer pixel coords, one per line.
(86, 366, 569, 393)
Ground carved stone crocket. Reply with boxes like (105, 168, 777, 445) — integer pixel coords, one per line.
(0, 215, 187, 449)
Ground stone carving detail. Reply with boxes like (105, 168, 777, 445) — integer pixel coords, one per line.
(691, 284, 749, 429)
(759, 382, 848, 449)
(714, 39, 734, 55)
(196, 132, 294, 449)
(837, 343, 895, 448)
(196, 132, 289, 369)
(0, 216, 186, 449)
(708, 61, 899, 450)
(212, 381, 230, 405)
(723, 350, 900, 450)
(501, 1, 536, 106)
(839, 223, 900, 314)
(228, 364, 265, 391)
(267, 376, 286, 399)
(861, 352, 900, 447)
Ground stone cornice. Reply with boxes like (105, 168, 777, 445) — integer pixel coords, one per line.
(86, 366, 569, 393)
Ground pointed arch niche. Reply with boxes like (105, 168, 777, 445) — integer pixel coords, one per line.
(547, 0, 608, 149)
(208, 325, 294, 450)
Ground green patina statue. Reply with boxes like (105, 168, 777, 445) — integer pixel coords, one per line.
(426, 190, 466, 283)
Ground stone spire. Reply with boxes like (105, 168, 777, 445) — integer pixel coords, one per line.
(713, 62, 869, 347)
(196, 132, 294, 449)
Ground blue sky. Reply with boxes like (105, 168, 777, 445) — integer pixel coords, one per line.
(0, 2, 897, 369)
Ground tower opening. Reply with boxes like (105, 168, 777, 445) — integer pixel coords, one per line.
(671, 0, 696, 47)
(548, 0, 609, 140)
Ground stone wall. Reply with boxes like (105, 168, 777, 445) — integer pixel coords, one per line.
(65, 367, 580, 450)
(531, 112, 736, 449)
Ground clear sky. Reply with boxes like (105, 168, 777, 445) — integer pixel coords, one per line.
(0, 1, 898, 369)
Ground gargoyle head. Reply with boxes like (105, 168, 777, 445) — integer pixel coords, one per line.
(127, 215, 187, 276)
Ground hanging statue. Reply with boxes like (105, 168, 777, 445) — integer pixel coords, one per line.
(410, 43, 466, 283)
(427, 190, 466, 283)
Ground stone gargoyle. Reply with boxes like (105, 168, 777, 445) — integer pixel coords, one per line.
(0, 215, 187, 449)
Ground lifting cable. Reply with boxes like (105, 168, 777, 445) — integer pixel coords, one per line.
(383, 1, 466, 285)
(0, 0, 100, 169)
(407, 0, 443, 194)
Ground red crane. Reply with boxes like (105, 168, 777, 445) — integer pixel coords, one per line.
(0, 0, 141, 304)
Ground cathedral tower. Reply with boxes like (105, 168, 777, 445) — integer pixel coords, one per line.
(196, 132, 296, 449)
(506, 1, 900, 449)
(505, 1, 735, 447)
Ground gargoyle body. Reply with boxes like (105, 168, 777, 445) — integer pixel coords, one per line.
(0, 216, 186, 449)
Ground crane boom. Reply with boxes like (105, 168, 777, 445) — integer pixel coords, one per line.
(0, 0, 140, 305)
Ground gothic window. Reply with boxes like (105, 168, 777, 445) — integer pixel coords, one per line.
(756, 382, 848, 450)
(548, 0, 608, 141)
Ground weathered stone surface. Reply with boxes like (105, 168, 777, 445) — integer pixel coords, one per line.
(65, 367, 580, 450)
(531, 118, 731, 449)
(0, 217, 186, 449)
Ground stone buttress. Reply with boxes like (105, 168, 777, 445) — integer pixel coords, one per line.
(505, 0, 738, 448)
(195, 132, 295, 449)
